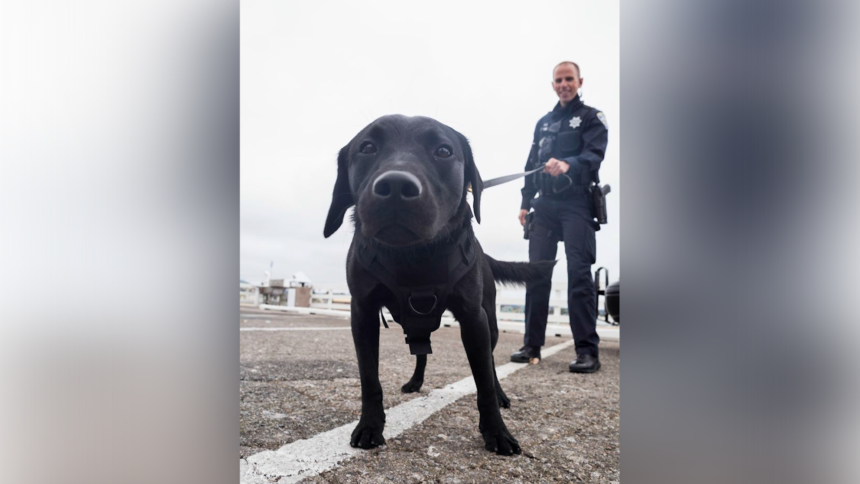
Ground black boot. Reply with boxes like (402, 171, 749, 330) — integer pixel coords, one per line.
(569, 354, 601, 373)
(510, 346, 541, 364)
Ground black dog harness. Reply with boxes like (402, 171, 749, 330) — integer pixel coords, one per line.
(355, 229, 477, 355)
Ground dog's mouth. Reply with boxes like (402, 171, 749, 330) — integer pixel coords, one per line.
(374, 224, 421, 246)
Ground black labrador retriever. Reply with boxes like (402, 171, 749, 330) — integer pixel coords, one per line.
(323, 114, 555, 456)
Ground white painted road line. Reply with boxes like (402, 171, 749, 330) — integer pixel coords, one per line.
(240, 327, 351, 332)
(240, 339, 576, 484)
(259, 305, 351, 318)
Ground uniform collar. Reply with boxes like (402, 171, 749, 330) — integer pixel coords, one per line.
(551, 95, 584, 120)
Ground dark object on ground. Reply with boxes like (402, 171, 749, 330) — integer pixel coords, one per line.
(510, 345, 542, 365)
(323, 115, 555, 456)
(605, 281, 619, 323)
(594, 267, 619, 325)
(569, 354, 601, 373)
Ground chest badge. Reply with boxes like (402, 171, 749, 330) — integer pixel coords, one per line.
(569, 116, 582, 129)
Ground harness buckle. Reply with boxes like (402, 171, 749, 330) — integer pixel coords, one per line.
(405, 334, 433, 355)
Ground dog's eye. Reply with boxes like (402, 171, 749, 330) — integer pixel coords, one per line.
(435, 145, 453, 158)
(359, 142, 377, 155)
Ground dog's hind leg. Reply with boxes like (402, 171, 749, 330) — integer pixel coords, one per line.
(491, 355, 511, 408)
(349, 298, 387, 449)
(493, 370, 510, 408)
(400, 354, 426, 393)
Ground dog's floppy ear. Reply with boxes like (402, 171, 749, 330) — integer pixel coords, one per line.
(456, 131, 482, 224)
(323, 144, 353, 238)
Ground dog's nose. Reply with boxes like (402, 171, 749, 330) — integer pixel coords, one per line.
(372, 171, 422, 200)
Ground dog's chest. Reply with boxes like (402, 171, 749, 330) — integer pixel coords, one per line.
(354, 233, 477, 355)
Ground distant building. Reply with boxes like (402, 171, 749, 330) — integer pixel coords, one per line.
(241, 272, 312, 307)
(240, 280, 260, 305)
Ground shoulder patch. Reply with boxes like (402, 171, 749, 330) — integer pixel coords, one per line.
(596, 111, 608, 129)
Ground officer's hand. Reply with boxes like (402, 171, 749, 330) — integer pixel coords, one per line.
(544, 158, 570, 177)
(518, 209, 528, 227)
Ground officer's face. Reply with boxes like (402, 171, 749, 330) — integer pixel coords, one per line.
(552, 64, 582, 106)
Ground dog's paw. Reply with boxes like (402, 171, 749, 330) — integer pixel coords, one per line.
(480, 424, 521, 456)
(496, 387, 511, 409)
(350, 418, 386, 449)
(400, 378, 424, 393)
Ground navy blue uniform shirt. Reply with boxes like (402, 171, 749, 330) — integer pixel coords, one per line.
(520, 95, 609, 210)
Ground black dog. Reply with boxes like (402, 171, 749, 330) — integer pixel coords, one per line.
(323, 115, 555, 456)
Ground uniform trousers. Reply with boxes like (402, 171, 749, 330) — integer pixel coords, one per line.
(524, 192, 599, 357)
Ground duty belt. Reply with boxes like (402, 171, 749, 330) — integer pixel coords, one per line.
(354, 228, 477, 355)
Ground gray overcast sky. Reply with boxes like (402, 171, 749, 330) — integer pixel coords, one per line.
(241, 0, 620, 289)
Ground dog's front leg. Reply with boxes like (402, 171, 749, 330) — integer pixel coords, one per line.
(452, 305, 522, 456)
(349, 297, 386, 449)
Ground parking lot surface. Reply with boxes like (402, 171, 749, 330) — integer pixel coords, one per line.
(240, 308, 620, 483)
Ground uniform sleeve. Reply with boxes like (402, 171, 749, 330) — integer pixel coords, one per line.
(562, 109, 608, 184)
(520, 123, 541, 210)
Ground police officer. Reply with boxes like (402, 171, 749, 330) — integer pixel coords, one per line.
(510, 61, 609, 373)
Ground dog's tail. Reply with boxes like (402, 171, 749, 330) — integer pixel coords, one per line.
(485, 255, 556, 287)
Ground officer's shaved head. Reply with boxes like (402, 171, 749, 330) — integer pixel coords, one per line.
(553, 61, 581, 78)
